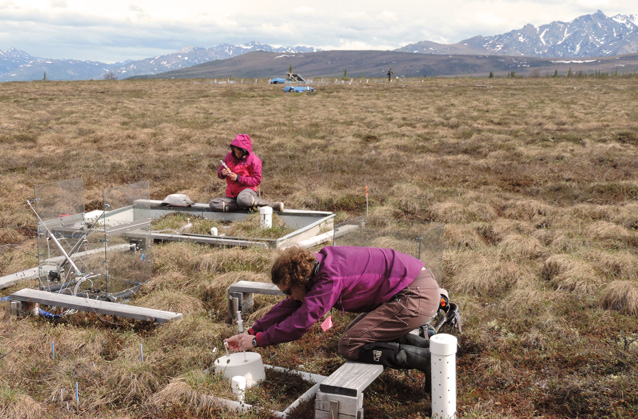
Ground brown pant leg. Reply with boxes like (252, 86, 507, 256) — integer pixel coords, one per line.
(337, 269, 440, 360)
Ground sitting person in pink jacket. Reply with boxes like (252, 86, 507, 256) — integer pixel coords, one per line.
(226, 245, 441, 393)
(209, 134, 284, 212)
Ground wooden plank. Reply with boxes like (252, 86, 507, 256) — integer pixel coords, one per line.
(229, 280, 283, 295)
(0, 266, 55, 290)
(319, 362, 384, 397)
(0, 267, 40, 289)
(290, 230, 334, 249)
(10, 289, 182, 323)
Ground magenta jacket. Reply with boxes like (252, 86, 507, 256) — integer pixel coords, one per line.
(252, 246, 425, 347)
(218, 134, 262, 198)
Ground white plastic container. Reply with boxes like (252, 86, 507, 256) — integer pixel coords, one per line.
(430, 333, 458, 419)
(260, 206, 273, 229)
(214, 352, 266, 388)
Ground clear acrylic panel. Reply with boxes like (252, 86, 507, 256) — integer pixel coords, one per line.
(31, 178, 152, 300)
(333, 218, 445, 283)
(33, 177, 91, 292)
(100, 181, 152, 297)
(34, 177, 85, 222)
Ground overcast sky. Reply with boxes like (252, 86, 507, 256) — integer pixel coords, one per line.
(0, 1, 636, 63)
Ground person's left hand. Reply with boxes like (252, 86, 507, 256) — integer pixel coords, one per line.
(226, 334, 254, 351)
(227, 172, 238, 181)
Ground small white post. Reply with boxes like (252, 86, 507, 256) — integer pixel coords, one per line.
(231, 375, 247, 403)
(430, 333, 458, 419)
(236, 310, 243, 333)
(260, 206, 272, 229)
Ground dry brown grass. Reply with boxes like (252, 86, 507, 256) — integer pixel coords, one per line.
(497, 233, 544, 259)
(584, 220, 633, 242)
(446, 249, 536, 296)
(585, 249, 638, 280)
(542, 253, 603, 294)
(1, 77, 637, 418)
(0, 389, 44, 419)
(135, 290, 203, 315)
(601, 280, 638, 315)
(146, 376, 226, 417)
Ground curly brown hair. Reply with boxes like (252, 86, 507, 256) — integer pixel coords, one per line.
(271, 246, 317, 290)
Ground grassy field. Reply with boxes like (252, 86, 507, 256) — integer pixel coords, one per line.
(1, 76, 637, 418)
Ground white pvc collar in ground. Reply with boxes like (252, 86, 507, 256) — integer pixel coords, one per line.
(430, 333, 458, 419)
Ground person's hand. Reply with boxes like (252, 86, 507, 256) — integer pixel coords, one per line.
(221, 168, 230, 176)
(225, 334, 254, 351)
(227, 172, 238, 181)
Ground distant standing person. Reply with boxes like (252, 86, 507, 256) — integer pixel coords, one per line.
(387, 68, 393, 81)
(209, 134, 284, 212)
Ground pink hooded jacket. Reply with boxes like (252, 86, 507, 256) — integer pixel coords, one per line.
(218, 134, 262, 198)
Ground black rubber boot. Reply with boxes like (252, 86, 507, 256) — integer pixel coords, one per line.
(395, 332, 430, 349)
(358, 342, 432, 395)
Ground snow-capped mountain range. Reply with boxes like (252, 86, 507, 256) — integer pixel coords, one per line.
(1, 10, 637, 81)
(0, 42, 320, 82)
(398, 10, 638, 58)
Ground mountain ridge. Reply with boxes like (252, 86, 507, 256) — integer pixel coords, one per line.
(397, 10, 638, 58)
(1, 10, 637, 81)
(0, 42, 321, 82)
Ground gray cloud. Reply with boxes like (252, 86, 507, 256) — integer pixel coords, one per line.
(0, 1, 636, 62)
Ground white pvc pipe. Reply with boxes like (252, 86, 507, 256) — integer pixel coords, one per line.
(205, 364, 326, 418)
(430, 333, 458, 419)
(260, 206, 273, 229)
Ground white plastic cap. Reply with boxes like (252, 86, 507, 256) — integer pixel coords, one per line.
(430, 333, 458, 356)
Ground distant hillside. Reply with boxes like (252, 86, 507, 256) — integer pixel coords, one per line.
(132, 50, 638, 79)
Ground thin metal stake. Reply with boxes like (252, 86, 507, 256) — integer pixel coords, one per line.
(365, 186, 369, 220)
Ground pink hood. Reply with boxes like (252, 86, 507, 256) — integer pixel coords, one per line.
(230, 134, 253, 155)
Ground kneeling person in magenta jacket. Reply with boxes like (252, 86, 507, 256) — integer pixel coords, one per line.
(226, 245, 441, 393)
(209, 134, 284, 212)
